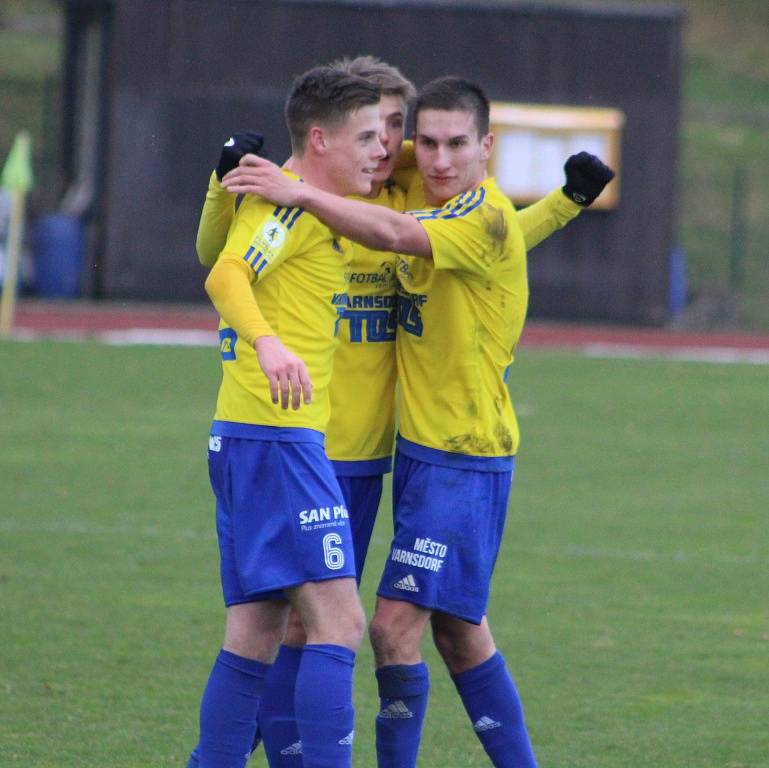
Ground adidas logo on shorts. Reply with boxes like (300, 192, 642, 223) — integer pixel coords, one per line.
(474, 715, 501, 732)
(280, 740, 303, 755)
(338, 730, 354, 745)
(393, 573, 419, 592)
(378, 700, 414, 719)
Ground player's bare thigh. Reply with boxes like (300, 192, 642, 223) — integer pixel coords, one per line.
(223, 599, 290, 662)
(288, 577, 366, 650)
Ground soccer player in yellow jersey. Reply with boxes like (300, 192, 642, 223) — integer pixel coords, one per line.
(185, 66, 386, 768)
(195, 55, 416, 766)
(221, 76, 614, 768)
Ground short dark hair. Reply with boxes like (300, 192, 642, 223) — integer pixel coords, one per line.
(415, 76, 490, 137)
(285, 66, 382, 152)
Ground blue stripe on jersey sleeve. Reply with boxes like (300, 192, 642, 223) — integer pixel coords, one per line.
(410, 187, 485, 221)
(272, 206, 303, 229)
(286, 207, 304, 229)
(410, 189, 471, 220)
(242, 248, 263, 269)
(437, 187, 485, 219)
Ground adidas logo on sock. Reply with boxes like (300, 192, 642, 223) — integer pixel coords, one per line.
(474, 715, 501, 732)
(338, 730, 355, 745)
(393, 573, 419, 592)
(280, 740, 303, 755)
(378, 699, 414, 719)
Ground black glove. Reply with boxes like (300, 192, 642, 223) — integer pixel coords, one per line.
(215, 131, 266, 181)
(562, 151, 615, 207)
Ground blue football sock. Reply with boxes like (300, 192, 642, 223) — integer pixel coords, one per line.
(190, 648, 268, 768)
(375, 662, 430, 768)
(259, 644, 303, 765)
(294, 644, 356, 768)
(452, 651, 537, 768)
(188, 728, 261, 768)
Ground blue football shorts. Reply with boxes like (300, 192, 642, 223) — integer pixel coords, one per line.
(335, 474, 384, 584)
(208, 433, 356, 606)
(377, 447, 514, 624)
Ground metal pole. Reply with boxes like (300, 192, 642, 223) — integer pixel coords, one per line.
(0, 190, 26, 337)
(729, 165, 747, 292)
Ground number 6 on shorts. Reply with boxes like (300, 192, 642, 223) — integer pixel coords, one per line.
(323, 532, 345, 570)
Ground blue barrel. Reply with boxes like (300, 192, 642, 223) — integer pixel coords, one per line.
(35, 213, 84, 298)
(668, 245, 687, 317)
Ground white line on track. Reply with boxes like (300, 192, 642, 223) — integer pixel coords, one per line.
(584, 342, 769, 365)
(11, 328, 220, 347)
(10, 329, 769, 364)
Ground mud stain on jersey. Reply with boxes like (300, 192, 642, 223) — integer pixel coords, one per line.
(481, 205, 509, 264)
(494, 421, 514, 453)
(444, 434, 495, 454)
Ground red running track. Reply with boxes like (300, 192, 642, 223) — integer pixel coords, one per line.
(9, 299, 769, 361)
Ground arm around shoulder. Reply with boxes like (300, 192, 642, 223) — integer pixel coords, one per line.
(296, 184, 433, 258)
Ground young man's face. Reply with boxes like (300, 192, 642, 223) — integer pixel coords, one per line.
(414, 108, 493, 206)
(323, 104, 386, 196)
(371, 94, 407, 186)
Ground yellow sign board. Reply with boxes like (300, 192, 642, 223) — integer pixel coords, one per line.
(489, 103, 624, 210)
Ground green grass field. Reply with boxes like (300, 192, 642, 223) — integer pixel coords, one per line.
(1, 339, 767, 767)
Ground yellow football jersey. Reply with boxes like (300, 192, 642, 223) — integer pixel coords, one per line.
(397, 176, 577, 458)
(326, 182, 405, 472)
(210, 178, 350, 435)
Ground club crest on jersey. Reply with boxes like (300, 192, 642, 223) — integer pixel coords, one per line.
(259, 220, 286, 251)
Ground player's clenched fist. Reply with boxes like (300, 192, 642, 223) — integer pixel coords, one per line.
(562, 151, 615, 207)
(215, 131, 266, 181)
(254, 335, 313, 410)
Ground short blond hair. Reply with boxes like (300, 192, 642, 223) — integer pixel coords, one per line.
(330, 55, 416, 102)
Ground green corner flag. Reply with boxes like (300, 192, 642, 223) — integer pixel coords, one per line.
(1, 130, 34, 336)
(1, 130, 34, 194)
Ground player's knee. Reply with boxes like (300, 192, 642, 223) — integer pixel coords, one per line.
(311, 597, 365, 650)
(332, 600, 366, 650)
(368, 613, 396, 661)
(368, 608, 422, 665)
